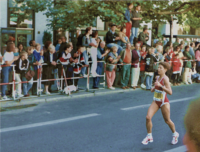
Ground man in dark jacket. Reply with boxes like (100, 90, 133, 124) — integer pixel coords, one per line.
(138, 27, 150, 47)
(130, 3, 142, 46)
(106, 24, 123, 55)
(59, 36, 68, 54)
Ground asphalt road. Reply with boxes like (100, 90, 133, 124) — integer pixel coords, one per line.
(1, 83, 199, 152)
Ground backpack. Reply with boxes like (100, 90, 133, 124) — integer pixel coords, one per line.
(76, 33, 85, 47)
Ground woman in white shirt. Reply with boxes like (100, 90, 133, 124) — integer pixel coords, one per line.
(90, 31, 100, 77)
(1, 41, 19, 100)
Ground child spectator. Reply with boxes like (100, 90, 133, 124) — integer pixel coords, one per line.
(145, 47, 159, 90)
(34, 43, 44, 64)
(106, 46, 122, 90)
(190, 62, 200, 83)
(59, 43, 75, 87)
(172, 54, 182, 86)
(27, 46, 41, 95)
(72, 46, 89, 91)
(15, 52, 32, 98)
(14, 47, 19, 57)
(140, 45, 147, 89)
(55, 38, 62, 52)
(18, 43, 24, 53)
(183, 46, 193, 85)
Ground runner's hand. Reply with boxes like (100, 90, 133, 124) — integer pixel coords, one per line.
(154, 80, 162, 87)
(151, 87, 155, 92)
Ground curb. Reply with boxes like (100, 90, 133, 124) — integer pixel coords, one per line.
(0, 88, 138, 109)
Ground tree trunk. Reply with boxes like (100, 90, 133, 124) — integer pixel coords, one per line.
(189, 27, 196, 35)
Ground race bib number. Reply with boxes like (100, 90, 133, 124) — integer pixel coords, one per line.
(154, 89, 163, 101)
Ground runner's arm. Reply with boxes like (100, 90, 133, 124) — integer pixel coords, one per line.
(162, 77, 172, 95)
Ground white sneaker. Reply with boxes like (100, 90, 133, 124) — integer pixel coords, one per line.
(141, 83, 146, 89)
(108, 87, 115, 90)
(188, 81, 192, 84)
(45, 91, 51, 95)
(2, 96, 9, 100)
(171, 132, 179, 145)
(142, 135, 153, 145)
(16, 94, 24, 98)
(184, 82, 189, 85)
(83, 74, 88, 78)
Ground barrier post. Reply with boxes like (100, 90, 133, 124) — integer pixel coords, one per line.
(38, 65, 42, 96)
(103, 62, 106, 88)
(61, 66, 63, 91)
(86, 66, 90, 91)
(12, 66, 16, 100)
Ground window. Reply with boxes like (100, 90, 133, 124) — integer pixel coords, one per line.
(8, 0, 34, 28)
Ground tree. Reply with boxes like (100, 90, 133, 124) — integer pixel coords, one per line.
(15, 0, 200, 32)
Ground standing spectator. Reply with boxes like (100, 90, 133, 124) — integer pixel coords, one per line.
(125, 3, 133, 38)
(15, 52, 30, 98)
(1, 42, 19, 100)
(90, 31, 100, 77)
(183, 46, 193, 85)
(106, 24, 123, 55)
(29, 40, 36, 47)
(73, 46, 89, 91)
(164, 47, 173, 82)
(195, 45, 200, 73)
(59, 44, 74, 87)
(163, 37, 168, 47)
(55, 38, 62, 52)
(130, 3, 142, 46)
(58, 36, 68, 54)
(120, 43, 132, 89)
(93, 42, 109, 89)
(106, 46, 122, 90)
(145, 47, 159, 90)
(42, 44, 57, 95)
(131, 43, 141, 89)
(81, 27, 93, 77)
(172, 54, 181, 86)
(140, 45, 147, 89)
(190, 62, 200, 83)
(189, 42, 195, 59)
(34, 43, 44, 64)
(118, 27, 130, 49)
(180, 41, 185, 52)
(27, 47, 39, 95)
(43, 41, 52, 53)
(173, 38, 180, 48)
(138, 28, 150, 48)
(17, 43, 24, 53)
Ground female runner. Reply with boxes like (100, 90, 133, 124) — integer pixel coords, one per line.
(141, 62, 179, 145)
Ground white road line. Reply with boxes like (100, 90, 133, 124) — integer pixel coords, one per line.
(163, 145, 187, 152)
(0, 113, 100, 133)
(121, 97, 196, 111)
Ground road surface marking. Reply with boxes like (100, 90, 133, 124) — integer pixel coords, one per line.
(163, 145, 187, 152)
(0, 113, 100, 133)
(121, 97, 196, 111)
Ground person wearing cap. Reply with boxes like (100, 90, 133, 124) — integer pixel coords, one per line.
(130, 3, 142, 46)
(125, 3, 133, 38)
(106, 24, 123, 55)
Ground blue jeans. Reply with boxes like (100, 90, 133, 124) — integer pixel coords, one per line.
(146, 74, 154, 90)
(1, 66, 11, 97)
(93, 62, 104, 88)
(81, 50, 89, 75)
(192, 73, 200, 80)
(121, 64, 131, 87)
(107, 43, 123, 55)
(140, 71, 146, 84)
(22, 77, 33, 95)
(130, 27, 139, 45)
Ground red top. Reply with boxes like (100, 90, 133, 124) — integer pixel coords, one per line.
(172, 58, 181, 72)
(140, 51, 147, 71)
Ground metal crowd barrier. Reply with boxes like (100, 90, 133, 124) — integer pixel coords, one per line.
(0, 59, 198, 101)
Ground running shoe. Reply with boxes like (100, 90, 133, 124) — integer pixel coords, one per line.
(16, 94, 24, 98)
(141, 83, 146, 89)
(171, 132, 179, 145)
(45, 91, 51, 95)
(141, 136, 153, 145)
(108, 87, 115, 90)
(1, 96, 9, 100)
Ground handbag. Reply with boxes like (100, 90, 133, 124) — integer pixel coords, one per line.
(25, 66, 35, 81)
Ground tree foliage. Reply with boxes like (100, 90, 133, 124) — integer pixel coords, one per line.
(15, 0, 200, 30)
